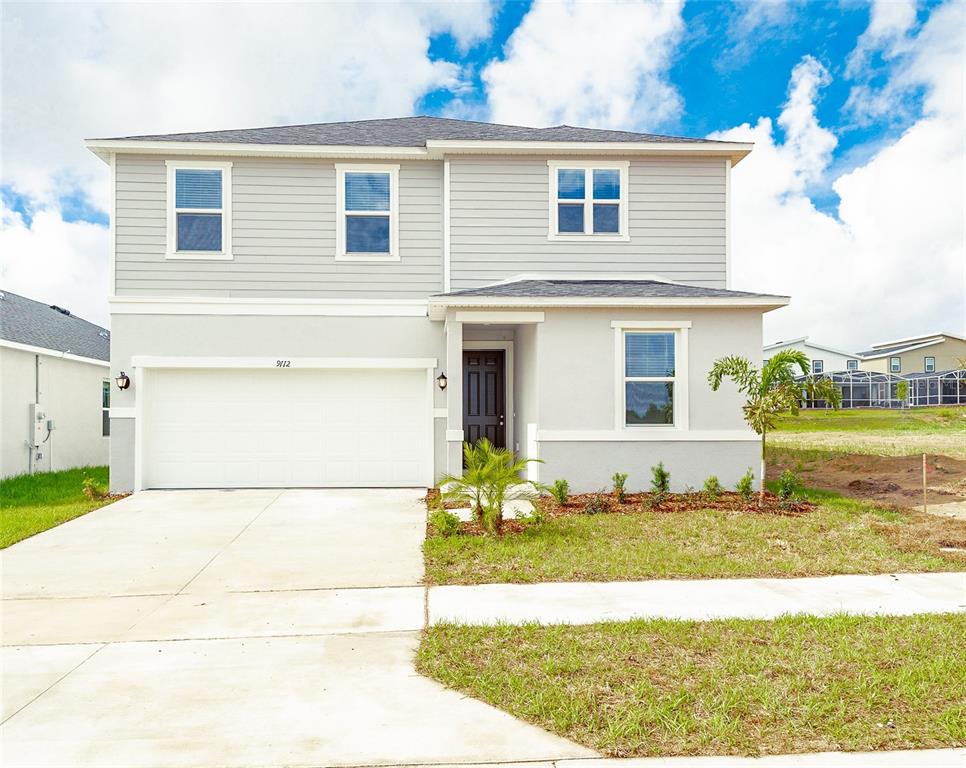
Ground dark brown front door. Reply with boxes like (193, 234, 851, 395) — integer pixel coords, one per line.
(463, 350, 506, 449)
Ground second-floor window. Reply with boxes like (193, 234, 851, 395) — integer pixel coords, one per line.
(890, 357, 901, 373)
(336, 164, 399, 261)
(847, 359, 859, 371)
(924, 356, 935, 372)
(165, 161, 232, 260)
(812, 359, 824, 374)
(548, 161, 628, 240)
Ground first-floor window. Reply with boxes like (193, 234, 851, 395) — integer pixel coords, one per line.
(890, 357, 901, 373)
(847, 359, 859, 371)
(924, 356, 936, 372)
(624, 332, 675, 426)
(102, 380, 110, 437)
(812, 359, 824, 374)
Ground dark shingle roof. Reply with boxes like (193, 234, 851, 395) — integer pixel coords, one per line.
(434, 279, 786, 300)
(103, 116, 725, 147)
(0, 291, 109, 361)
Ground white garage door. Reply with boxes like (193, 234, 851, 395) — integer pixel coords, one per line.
(142, 367, 431, 488)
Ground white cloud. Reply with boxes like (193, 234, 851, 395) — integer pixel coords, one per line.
(776, 56, 837, 187)
(0, 2, 493, 325)
(0, 203, 111, 327)
(482, 0, 684, 129)
(719, 0, 965, 350)
(846, 0, 918, 77)
(721, 0, 798, 68)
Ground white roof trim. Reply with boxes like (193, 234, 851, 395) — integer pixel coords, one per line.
(492, 272, 684, 286)
(86, 137, 753, 165)
(0, 338, 109, 367)
(428, 294, 788, 321)
(870, 331, 964, 349)
(860, 339, 945, 359)
(764, 336, 859, 358)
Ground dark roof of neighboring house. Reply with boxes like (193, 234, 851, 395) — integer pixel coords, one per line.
(434, 279, 786, 300)
(0, 291, 109, 361)
(102, 115, 726, 147)
(855, 339, 944, 358)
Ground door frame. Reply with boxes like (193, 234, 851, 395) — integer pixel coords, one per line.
(462, 340, 514, 453)
(131, 355, 437, 491)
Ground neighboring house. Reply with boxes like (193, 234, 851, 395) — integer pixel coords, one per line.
(86, 116, 787, 493)
(856, 332, 966, 374)
(763, 336, 860, 374)
(0, 291, 111, 479)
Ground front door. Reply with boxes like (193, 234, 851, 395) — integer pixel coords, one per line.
(463, 350, 506, 449)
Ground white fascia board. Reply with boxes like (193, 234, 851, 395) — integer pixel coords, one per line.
(427, 139, 754, 165)
(870, 332, 964, 348)
(85, 139, 430, 164)
(454, 311, 545, 324)
(428, 295, 789, 320)
(110, 296, 428, 317)
(860, 339, 945, 359)
(537, 429, 759, 442)
(491, 272, 684, 285)
(764, 337, 858, 358)
(131, 356, 438, 370)
(0, 339, 110, 367)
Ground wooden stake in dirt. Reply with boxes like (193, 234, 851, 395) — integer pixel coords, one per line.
(922, 453, 928, 515)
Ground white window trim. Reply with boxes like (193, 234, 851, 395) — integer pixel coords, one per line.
(101, 379, 111, 437)
(612, 320, 690, 432)
(165, 160, 233, 260)
(812, 359, 824, 374)
(924, 356, 936, 372)
(548, 160, 630, 242)
(890, 356, 901, 373)
(847, 359, 859, 371)
(335, 163, 400, 262)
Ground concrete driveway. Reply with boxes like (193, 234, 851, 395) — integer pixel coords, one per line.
(1, 489, 592, 767)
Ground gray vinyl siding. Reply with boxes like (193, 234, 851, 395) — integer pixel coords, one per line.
(114, 155, 443, 298)
(449, 156, 727, 288)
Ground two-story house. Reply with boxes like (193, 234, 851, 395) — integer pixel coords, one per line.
(86, 117, 787, 493)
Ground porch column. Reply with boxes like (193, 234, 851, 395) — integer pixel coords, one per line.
(444, 318, 464, 476)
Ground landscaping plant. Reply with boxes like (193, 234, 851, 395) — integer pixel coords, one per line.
(611, 472, 628, 504)
(549, 478, 570, 506)
(428, 506, 461, 537)
(439, 438, 541, 535)
(81, 474, 108, 500)
(736, 467, 755, 503)
(702, 475, 722, 503)
(650, 461, 671, 503)
(583, 491, 611, 515)
(776, 469, 803, 502)
(708, 350, 841, 506)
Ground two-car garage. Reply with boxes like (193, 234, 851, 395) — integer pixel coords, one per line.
(138, 363, 433, 489)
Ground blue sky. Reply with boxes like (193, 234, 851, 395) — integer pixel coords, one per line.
(1, 0, 962, 343)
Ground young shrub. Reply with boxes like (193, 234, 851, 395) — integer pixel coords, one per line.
(583, 491, 611, 515)
(776, 469, 803, 501)
(736, 467, 755, 503)
(518, 505, 545, 529)
(82, 475, 108, 501)
(428, 506, 462, 537)
(702, 475, 723, 503)
(549, 478, 570, 506)
(612, 472, 628, 504)
(650, 461, 671, 503)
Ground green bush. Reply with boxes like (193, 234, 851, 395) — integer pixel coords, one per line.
(650, 462, 670, 503)
(428, 506, 462, 537)
(81, 475, 108, 500)
(583, 491, 611, 515)
(776, 469, 803, 501)
(549, 478, 570, 505)
(612, 471, 628, 504)
(702, 475, 723, 502)
(736, 467, 755, 502)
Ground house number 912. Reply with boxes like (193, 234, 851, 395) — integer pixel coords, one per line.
(276, 360, 291, 367)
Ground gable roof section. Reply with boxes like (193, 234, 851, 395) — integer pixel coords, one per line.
(428, 278, 787, 319)
(869, 331, 964, 349)
(0, 291, 110, 362)
(86, 116, 753, 165)
(763, 336, 859, 358)
(98, 116, 722, 147)
(855, 338, 946, 359)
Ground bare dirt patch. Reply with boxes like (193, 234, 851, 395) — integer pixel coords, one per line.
(769, 451, 966, 509)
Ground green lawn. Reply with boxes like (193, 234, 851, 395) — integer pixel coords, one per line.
(771, 406, 966, 458)
(423, 492, 965, 585)
(0, 466, 114, 548)
(417, 614, 966, 757)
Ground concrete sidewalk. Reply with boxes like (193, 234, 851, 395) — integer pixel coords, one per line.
(429, 571, 966, 625)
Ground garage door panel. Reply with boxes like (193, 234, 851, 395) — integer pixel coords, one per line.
(143, 368, 429, 488)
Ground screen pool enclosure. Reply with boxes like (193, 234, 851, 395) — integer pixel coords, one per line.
(798, 369, 966, 409)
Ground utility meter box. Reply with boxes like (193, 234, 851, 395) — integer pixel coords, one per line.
(29, 404, 46, 447)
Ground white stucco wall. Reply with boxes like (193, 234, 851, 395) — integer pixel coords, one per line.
(0, 346, 110, 479)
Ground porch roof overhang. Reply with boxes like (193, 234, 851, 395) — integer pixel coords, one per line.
(428, 278, 790, 321)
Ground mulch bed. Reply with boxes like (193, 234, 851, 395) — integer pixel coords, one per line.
(425, 489, 814, 537)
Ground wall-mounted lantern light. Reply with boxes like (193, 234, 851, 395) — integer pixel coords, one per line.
(115, 371, 131, 390)
(436, 372, 448, 390)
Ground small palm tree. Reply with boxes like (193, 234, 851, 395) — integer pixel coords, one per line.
(708, 350, 842, 506)
(439, 439, 541, 534)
